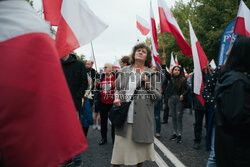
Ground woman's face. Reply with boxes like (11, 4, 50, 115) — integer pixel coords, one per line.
(173, 67, 180, 76)
(134, 48, 147, 62)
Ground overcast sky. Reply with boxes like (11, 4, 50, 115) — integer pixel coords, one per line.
(33, 0, 189, 70)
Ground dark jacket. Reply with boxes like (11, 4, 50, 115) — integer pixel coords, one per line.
(215, 70, 250, 167)
(164, 70, 189, 98)
(61, 54, 88, 111)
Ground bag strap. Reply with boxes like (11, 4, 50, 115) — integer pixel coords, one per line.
(129, 85, 142, 102)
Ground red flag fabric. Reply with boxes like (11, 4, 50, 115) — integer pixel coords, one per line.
(150, 1, 161, 65)
(42, 0, 62, 26)
(0, 1, 87, 166)
(234, 0, 250, 37)
(43, 0, 108, 58)
(136, 15, 150, 36)
(157, 0, 192, 57)
(189, 20, 208, 106)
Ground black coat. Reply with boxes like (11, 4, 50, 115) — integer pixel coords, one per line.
(61, 54, 88, 111)
(215, 70, 250, 167)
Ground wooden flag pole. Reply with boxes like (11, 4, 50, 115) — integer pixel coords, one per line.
(228, 33, 234, 50)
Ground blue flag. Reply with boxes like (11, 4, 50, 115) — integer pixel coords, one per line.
(218, 20, 238, 65)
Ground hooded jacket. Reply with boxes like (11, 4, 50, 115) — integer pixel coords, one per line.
(61, 54, 88, 111)
(215, 70, 250, 167)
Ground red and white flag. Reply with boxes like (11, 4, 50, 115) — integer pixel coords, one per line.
(0, 1, 87, 167)
(157, 0, 192, 57)
(189, 20, 208, 106)
(170, 52, 176, 71)
(234, 0, 250, 37)
(43, 0, 108, 58)
(183, 67, 189, 78)
(175, 55, 179, 65)
(165, 66, 169, 72)
(114, 56, 121, 70)
(210, 59, 216, 70)
(150, 1, 161, 65)
(136, 15, 150, 36)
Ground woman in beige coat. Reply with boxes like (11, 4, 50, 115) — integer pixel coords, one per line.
(111, 43, 162, 167)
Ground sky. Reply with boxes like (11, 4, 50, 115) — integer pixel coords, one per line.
(33, 0, 189, 71)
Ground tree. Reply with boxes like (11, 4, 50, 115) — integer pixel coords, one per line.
(155, 0, 250, 73)
(26, 0, 33, 7)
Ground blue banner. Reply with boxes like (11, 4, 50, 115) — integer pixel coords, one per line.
(218, 20, 238, 65)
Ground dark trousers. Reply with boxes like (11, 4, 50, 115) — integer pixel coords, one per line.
(100, 103, 115, 142)
(163, 98, 169, 123)
(83, 127, 89, 137)
(194, 109, 209, 143)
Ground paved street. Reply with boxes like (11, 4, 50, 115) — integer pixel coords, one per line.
(81, 109, 209, 167)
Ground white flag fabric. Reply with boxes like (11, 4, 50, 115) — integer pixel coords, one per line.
(170, 52, 176, 70)
(136, 15, 150, 36)
(43, 0, 108, 58)
(234, 0, 250, 37)
(157, 0, 192, 57)
(0, 1, 87, 166)
(189, 20, 208, 106)
(210, 59, 217, 70)
(114, 56, 121, 69)
(150, 0, 161, 65)
(175, 55, 179, 65)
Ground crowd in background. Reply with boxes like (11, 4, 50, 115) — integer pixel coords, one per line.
(60, 38, 249, 167)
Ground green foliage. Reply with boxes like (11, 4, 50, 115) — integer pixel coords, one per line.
(25, 0, 33, 7)
(155, 0, 250, 73)
(72, 52, 86, 64)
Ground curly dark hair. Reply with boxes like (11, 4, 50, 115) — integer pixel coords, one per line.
(120, 56, 131, 65)
(130, 43, 152, 68)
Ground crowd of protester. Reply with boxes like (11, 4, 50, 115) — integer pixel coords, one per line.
(64, 38, 249, 167)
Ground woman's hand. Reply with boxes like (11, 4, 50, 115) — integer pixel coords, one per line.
(114, 99, 121, 107)
(141, 75, 151, 89)
(179, 95, 184, 101)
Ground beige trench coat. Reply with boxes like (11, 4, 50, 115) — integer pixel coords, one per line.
(114, 65, 161, 143)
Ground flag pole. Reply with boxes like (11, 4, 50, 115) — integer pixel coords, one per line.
(91, 42, 98, 70)
(229, 33, 234, 50)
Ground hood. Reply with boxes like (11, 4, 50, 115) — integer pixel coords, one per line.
(61, 54, 77, 64)
(215, 70, 250, 97)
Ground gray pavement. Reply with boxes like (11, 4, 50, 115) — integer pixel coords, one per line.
(81, 109, 209, 167)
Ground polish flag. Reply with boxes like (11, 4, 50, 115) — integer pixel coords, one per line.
(170, 52, 176, 71)
(184, 67, 190, 78)
(210, 59, 217, 70)
(175, 55, 179, 65)
(43, 0, 108, 58)
(150, 1, 161, 65)
(234, 0, 250, 37)
(136, 15, 150, 36)
(0, 1, 87, 167)
(157, 0, 192, 57)
(165, 66, 169, 72)
(189, 20, 208, 106)
(151, 53, 157, 67)
(114, 56, 121, 70)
